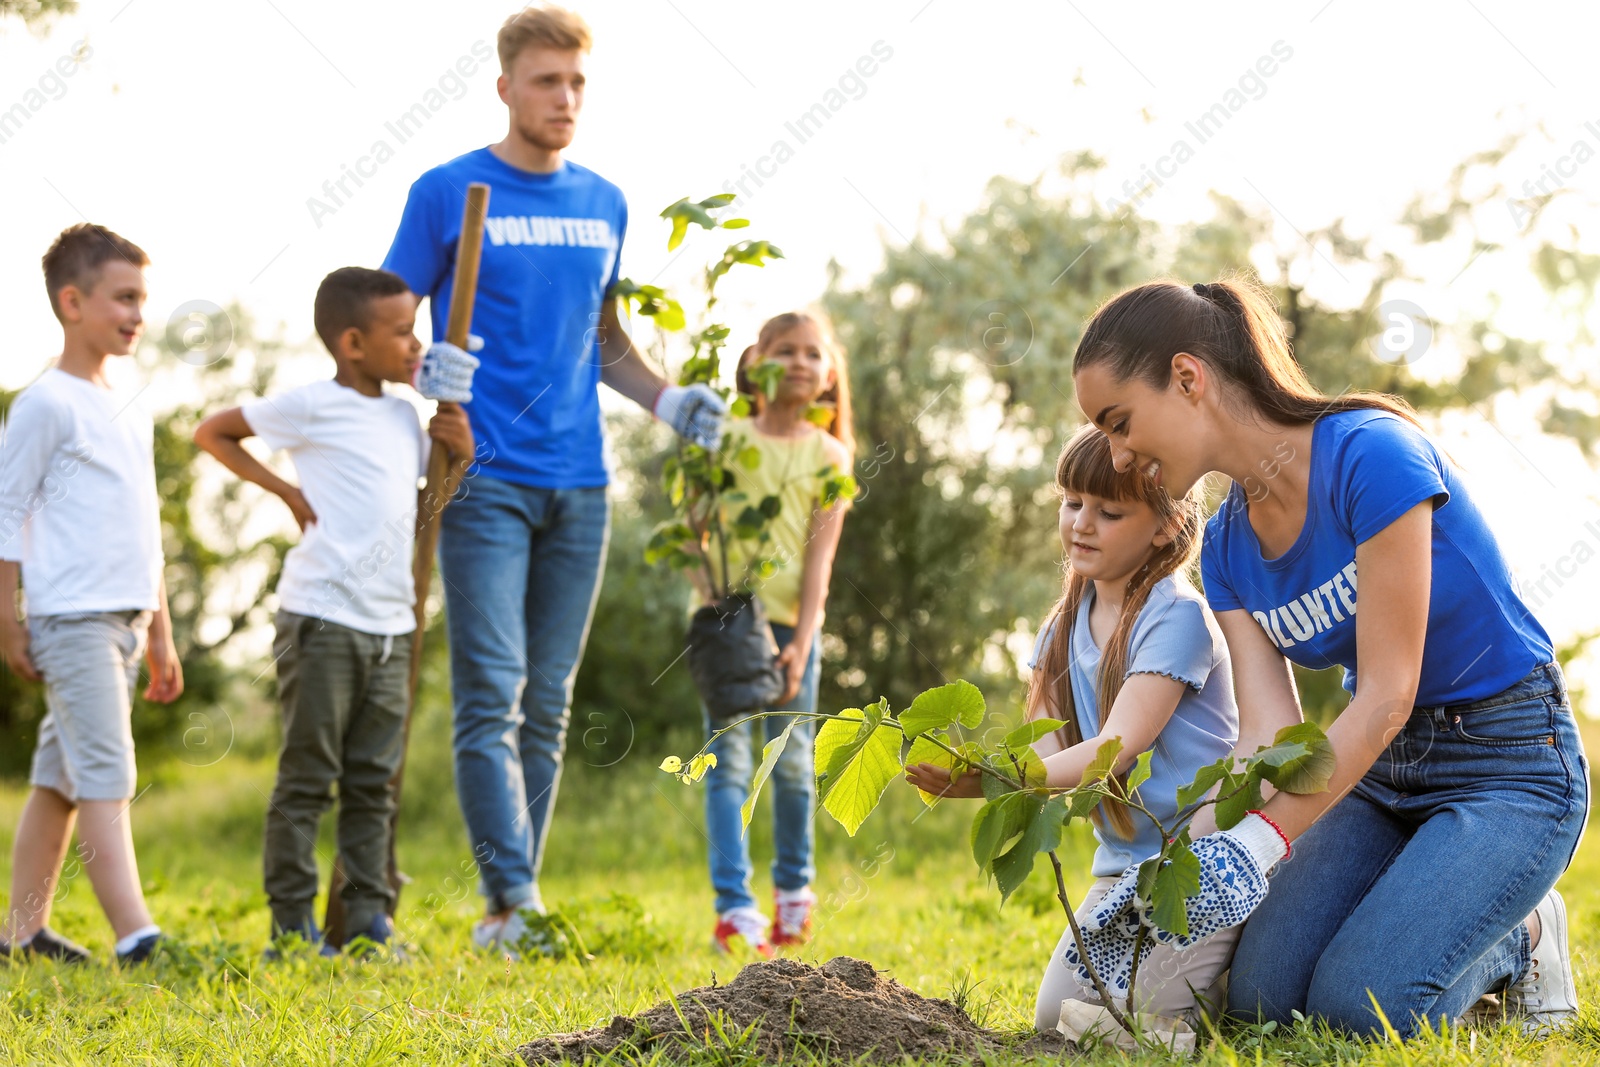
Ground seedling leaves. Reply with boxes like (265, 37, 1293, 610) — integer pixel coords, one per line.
(899, 681, 986, 739)
(1083, 736, 1123, 785)
(1001, 718, 1069, 750)
(740, 719, 797, 829)
(1148, 843, 1202, 939)
(813, 700, 900, 836)
(1248, 721, 1336, 794)
(1127, 750, 1154, 793)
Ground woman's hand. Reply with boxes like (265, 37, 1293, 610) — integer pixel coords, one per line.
(775, 640, 807, 704)
(904, 762, 984, 799)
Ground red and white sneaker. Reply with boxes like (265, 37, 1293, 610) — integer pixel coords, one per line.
(713, 906, 774, 958)
(772, 886, 816, 948)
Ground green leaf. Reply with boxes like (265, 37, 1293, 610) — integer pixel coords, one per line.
(736, 445, 761, 470)
(702, 193, 737, 208)
(1065, 786, 1101, 821)
(1214, 772, 1263, 830)
(899, 681, 986, 738)
(1149, 844, 1203, 939)
(1127, 750, 1154, 793)
(740, 720, 797, 829)
(905, 733, 959, 806)
(1082, 736, 1123, 784)
(729, 395, 751, 418)
(758, 494, 782, 519)
(813, 701, 901, 836)
(1248, 721, 1336, 795)
(992, 794, 1068, 903)
(721, 218, 750, 229)
(970, 792, 1030, 869)
(980, 764, 1021, 801)
(1002, 718, 1068, 750)
(1175, 757, 1232, 809)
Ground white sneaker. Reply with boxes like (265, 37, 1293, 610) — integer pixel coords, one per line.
(713, 906, 773, 958)
(773, 886, 816, 947)
(1506, 889, 1578, 1035)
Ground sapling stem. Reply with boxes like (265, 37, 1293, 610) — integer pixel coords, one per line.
(1125, 923, 1150, 1023)
(1047, 849, 1134, 1036)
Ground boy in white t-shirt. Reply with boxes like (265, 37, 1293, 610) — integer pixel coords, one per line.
(195, 267, 472, 954)
(0, 224, 184, 966)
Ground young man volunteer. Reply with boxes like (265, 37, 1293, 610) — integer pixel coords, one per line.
(381, 5, 722, 955)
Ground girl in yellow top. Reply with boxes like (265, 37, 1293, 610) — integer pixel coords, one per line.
(702, 311, 854, 957)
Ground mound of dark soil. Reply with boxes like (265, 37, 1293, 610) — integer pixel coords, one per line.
(517, 956, 1069, 1063)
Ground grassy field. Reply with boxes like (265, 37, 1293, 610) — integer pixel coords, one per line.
(3, 706, 1600, 1066)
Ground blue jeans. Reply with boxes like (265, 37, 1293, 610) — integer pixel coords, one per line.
(438, 474, 610, 913)
(1229, 662, 1589, 1037)
(703, 623, 820, 914)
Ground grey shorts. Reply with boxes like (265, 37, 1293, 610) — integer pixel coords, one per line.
(27, 610, 151, 802)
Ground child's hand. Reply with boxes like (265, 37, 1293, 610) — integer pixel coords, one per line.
(905, 762, 984, 799)
(280, 486, 317, 532)
(0, 618, 40, 682)
(429, 402, 475, 460)
(775, 640, 807, 704)
(144, 632, 184, 704)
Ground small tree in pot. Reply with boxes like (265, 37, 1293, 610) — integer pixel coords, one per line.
(618, 195, 854, 717)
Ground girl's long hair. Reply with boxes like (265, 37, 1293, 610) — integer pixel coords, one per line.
(1073, 274, 1422, 429)
(734, 310, 856, 457)
(1025, 425, 1203, 838)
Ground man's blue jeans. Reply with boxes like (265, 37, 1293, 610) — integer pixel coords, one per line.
(439, 473, 609, 914)
(703, 623, 820, 915)
(1228, 662, 1589, 1037)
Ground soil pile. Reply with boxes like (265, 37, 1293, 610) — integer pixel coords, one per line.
(518, 956, 1068, 1063)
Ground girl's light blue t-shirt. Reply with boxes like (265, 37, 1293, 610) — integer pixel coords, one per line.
(1200, 410, 1553, 706)
(1029, 576, 1239, 876)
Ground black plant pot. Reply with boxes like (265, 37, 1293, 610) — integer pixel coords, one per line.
(686, 593, 786, 718)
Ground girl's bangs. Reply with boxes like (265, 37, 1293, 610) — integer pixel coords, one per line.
(1057, 426, 1151, 501)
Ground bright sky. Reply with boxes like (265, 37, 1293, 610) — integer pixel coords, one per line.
(3, 0, 1598, 692)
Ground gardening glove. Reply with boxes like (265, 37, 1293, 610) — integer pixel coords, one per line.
(653, 383, 727, 450)
(1063, 813, 1288, 997)
(416, 335, 483, 402)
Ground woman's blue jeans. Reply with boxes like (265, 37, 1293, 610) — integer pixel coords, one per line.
(1228, 662, 1589, 1037)
(438, 474, 610, 914)
(703, 623, 820, 915)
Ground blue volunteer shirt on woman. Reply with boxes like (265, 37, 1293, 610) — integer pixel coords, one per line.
(382, 148, 627, 488)
(1029, 576, 1239, 876)
(1202, 409, 1554, 706)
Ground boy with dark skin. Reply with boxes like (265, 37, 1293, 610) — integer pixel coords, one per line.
(197, 268, 471, 952)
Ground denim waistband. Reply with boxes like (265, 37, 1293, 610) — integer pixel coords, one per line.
(1419, 661, 1565, 717)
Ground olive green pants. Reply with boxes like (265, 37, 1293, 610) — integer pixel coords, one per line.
(264, 611, 410, 937)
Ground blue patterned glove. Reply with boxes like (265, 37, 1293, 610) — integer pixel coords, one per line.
(416, 336, 482, 402)
(653, 383, 728, 450)
(1064, 813, 1288, 997)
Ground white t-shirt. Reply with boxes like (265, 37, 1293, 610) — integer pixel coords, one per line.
(241, 380, 429, 636)
(0, 368, 163, 616)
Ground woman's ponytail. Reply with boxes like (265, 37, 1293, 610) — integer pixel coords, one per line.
(1076, 274, 1422, 429)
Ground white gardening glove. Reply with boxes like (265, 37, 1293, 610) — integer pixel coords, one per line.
(416, 335, 483, 402)
(1063, 812, 1289, 999)
(653, 383, 727, 450)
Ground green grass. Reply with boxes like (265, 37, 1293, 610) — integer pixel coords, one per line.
(3, 711, 1600, 1065)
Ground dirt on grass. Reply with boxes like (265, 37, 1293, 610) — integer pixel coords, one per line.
(517, 955, 1071, 1063)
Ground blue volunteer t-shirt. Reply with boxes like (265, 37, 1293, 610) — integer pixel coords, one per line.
(1029, 577, 1239, 876)
(382, 148, 627, 488)
(1201, 409, 1553, 707)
